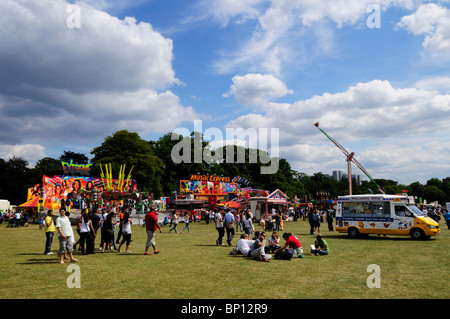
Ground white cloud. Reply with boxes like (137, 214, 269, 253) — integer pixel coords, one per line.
(225, 79, 450, 183)
(205, 0, 418, 75)
(0, 87, 198, 146)
(397, 3, 450, 52)
(223, 73, 293, 105)
(0, 144, 47, 167)
(0, 0, 198, 150)
(297, 0, 416, 27)
(415, 76, 450, 93)
(196, 0, 266, 26)
(0, 0, 179, 93)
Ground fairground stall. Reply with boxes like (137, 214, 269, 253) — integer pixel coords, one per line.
(26, 161, 137, 216)
(172, 195, 206, 222)
(248, 189, 290, 220)
(179, 174, 239, 209)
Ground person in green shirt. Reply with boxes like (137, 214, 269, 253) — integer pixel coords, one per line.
(311, 234, 329, 256)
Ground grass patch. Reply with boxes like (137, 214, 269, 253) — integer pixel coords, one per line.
(0, 219, 449, 299)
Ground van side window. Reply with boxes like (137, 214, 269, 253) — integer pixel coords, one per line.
(395, 206, 412, 217)
(342, 201, 390, 218)
(395, 206, 406, 216)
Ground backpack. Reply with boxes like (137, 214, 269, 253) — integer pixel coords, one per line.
(274, 250, 292, 260)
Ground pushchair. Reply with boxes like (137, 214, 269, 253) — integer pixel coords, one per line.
(265, 220, 275, 231)
(7, 218, 20, 228)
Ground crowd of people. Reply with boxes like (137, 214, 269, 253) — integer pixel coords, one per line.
(0, 209, 30, 228)
(4, 201, 449, 265)
(37, 203, 333, 264)
(41, 203, 162, 264)
(422, 207, 449, 226)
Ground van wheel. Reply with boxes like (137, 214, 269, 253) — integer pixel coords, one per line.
(348, 228, 359, 239)
(410, 228, 424, 240)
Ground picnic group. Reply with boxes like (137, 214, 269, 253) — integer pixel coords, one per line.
(215, 207, 330, 262)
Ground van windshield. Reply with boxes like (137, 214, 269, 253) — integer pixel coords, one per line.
(406, 205, 424, 217)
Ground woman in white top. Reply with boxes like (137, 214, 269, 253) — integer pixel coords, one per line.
(268, 231, 281, 253)
(78, 209, 96, 255)
(118, 211, 132, 253)
(169, 211, 179, 233)
(181, 211, 191, 233)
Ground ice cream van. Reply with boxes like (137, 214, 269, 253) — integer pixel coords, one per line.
(336, 194, 440, 240)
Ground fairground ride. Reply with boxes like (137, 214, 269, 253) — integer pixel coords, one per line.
(314, 122, 384, 195)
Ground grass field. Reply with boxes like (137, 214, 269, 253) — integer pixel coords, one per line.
(0, 218, 449, 299)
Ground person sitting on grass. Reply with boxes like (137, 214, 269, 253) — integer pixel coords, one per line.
(250, 232, 271, 262)
(232, 234, 254, 257)
(275, 232, 304, 258)
(268, 231, 281, 253)
(311, 234, 329, 256)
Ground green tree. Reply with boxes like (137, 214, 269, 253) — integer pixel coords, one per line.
(426, 178, 443, 189)
(0, 156, 32, 204)
(91, 130, 164, 196)
(60, 150, 89, 164)
(424, 185, 447, 205)
(406, 181, 425, 202)
(0, 158, 7, 200)
(34, 157, 62, 176)
(150, 132, 212, 196)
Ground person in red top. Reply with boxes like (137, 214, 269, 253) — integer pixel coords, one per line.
(276, 232, 304, 258)
(144, 207, 162, 255)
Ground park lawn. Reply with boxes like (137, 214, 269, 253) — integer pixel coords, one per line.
(0, 219, 449, 299)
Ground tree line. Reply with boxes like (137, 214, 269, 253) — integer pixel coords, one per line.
(1, 130, 449, 206)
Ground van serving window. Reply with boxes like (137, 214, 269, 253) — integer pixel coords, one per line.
(342, 201, 390, 219)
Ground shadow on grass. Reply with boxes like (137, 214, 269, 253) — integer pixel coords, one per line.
(193, 244, 225, 247)
(17, 258, 58, 265)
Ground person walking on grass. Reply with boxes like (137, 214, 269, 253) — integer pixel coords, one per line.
(44, 210, 55, 255)
(144, 207, 162, 255)
(224, 209, 235, 246)
(78, 209, 96, 255)
(169, 211, 179, 233)
(118, 211, 133, 253)
(180, 211, 191, 234)
(102, 212, 117, 253)
(56, 208, 78, 264)
(445, 209, 450, 229)
(312, 209, 321, 235)
(63, 210, 75, 260)
(215, 210, 225, 246)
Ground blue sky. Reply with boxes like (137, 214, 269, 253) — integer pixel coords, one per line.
(1, 0, 450, 186)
